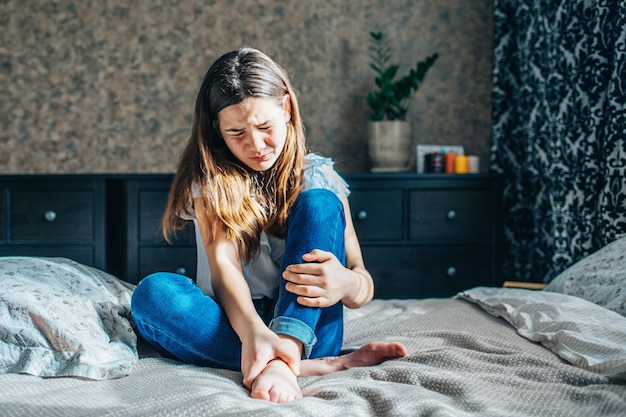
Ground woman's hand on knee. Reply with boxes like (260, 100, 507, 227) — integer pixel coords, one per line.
(283, 249, 355, 307)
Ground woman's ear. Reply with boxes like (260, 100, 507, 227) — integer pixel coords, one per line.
(283, 94, 292, 121)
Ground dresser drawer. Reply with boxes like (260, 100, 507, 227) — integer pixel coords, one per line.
(137, 247, 197, 284)
(349, 189, 403, 241)
(138, 189, 169, 242)
(0, 177, 106, 271)
(10, 190, 95, 241)
(362, 245, 493, 298)
(137, 187, 194, 244)
(116, 177, 196, 284)
(409, 190, 493, 242)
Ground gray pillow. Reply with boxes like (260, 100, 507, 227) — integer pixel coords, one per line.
(545, 235, 626, 317)
(0, 257, 138, 380)
(458, 287, 626, 376)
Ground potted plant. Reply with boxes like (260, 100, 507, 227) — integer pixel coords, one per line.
(367, 31, 439, 171)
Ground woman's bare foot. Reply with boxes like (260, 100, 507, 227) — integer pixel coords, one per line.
(249, 342, 407, 402)
(299, 341, 408, 377)
(250, 358, 303, 403)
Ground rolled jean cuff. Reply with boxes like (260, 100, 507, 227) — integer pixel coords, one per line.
(269, 316, 317, 359)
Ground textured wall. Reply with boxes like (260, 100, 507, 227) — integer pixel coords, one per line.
(0, 0, 493, 174)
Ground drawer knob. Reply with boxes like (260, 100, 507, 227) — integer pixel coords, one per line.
(447, 266, 457, 277)
(44, 210, 57, 222)
(357, 210, 368, 221)
(446, 210, 457, 221)
(175, 267, 187, 275)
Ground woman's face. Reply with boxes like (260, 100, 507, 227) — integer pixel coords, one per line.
(218, 95, 291, 172)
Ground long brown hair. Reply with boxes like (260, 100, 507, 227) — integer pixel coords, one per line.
(163, 47, 307, 261)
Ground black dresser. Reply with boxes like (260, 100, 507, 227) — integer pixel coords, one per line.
(0, 173, 503, 297)
(347, 173, 504, 298)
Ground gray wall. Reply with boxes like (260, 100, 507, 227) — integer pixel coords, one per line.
(0, 0, 493, 174)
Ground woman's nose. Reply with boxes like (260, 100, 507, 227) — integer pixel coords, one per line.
(248, 131, 266, 151)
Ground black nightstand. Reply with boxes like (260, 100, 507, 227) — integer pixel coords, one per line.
(345, 173, 504, 298)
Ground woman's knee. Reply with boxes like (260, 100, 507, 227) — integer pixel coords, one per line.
(291, 189, 345, 224)
(131, 272, 196, 318)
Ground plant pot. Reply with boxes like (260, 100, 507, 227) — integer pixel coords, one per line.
(368, 121, 412, 172)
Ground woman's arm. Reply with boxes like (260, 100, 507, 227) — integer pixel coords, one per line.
(282, 197, 375, 309)
(193, 197, 301, 387)
(340, 197, 375, 308)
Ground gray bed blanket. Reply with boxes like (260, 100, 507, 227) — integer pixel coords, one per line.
(1, 298, 625, 416)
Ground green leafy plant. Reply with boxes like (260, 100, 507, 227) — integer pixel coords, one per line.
(367, 31, 439, 121)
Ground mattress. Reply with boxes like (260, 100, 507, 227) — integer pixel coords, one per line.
(1, 294, 625, 416)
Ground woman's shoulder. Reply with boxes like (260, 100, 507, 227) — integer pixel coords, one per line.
(305, 152, 344, 173)
(303, 153, 350, 199)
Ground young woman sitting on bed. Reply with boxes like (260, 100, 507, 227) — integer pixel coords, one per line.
(130, 47, 407, 404)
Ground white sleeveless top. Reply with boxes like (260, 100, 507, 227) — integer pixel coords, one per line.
(187, 154, 349, 299)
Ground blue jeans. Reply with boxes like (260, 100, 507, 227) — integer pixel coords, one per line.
(131, 188, 346, 371)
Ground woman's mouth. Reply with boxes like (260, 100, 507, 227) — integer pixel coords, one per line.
(251, 154, 270, 162)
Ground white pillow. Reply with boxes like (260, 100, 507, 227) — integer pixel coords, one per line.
(0, 257, 138, 380)
(457, 287, 626, 377)
(545, 235, 626, 317)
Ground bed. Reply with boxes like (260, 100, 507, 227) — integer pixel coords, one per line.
(1, 237, 626, 416)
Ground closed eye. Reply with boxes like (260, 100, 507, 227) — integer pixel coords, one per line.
(225, 129, 245, 137)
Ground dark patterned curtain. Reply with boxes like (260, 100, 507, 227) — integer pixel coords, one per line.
(491, 0, 626, 283)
